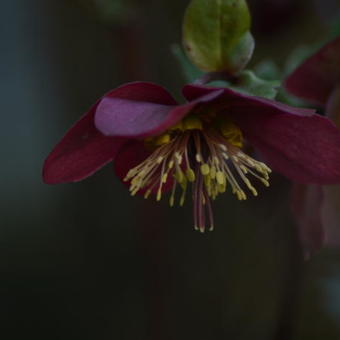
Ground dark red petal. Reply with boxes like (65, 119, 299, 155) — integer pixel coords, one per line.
(285, 37, 340, 105)
(95, 82, 223, 139)
(43, 104, 127, 184)
(292, 184, 340, 257)
(326, 85, 340, 126)
(183, 84, 315, 116)
(114, 141, 173, 195)
(103, 81, 178, 105)
(291, 184, 324, 258)
(230, 108, 340, 184)
(184, 84, 340, 183)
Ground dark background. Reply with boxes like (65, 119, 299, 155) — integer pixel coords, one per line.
(2, 0, 340, 339)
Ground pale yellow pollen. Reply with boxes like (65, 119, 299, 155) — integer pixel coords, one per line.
(154, 133, 171, 146)
(204, 176, 212, 193)
(186, 168, 196, 182)
(200, 164, 210, 176)
(183, 116, 203, 130)
(245, 158, 255, 167)
(220, 121, 243, 148)
(222, 152, 229, 160)
(213, 156, 220, 164)
(263, 164, 272, 173)
(179, 181, 187, 206)
(232, 155, 239, 163)
(240, 165, 248, 174)
(261, 179, 270, 187)
(210, 166, 216, 179)
(175, 152, 183, 164)
(169, 181, 177, 207)
(124, 115, 272, 232)
(236, 191, 247, 201)
(156, 189, 162, 201)
(218, 183, 226, 193)
(219, 144, 227, 152)
(216, 171, 225, 185)
(195, 153, 202, 163)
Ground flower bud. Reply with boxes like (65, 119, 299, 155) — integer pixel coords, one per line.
(183, 0, 254, 74)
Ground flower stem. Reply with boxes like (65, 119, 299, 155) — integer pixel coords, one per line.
(193, 71, 238, 85)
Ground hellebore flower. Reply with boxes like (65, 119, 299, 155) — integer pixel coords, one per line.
(43, 81, 340, 232)
(285, 37, 340, 255)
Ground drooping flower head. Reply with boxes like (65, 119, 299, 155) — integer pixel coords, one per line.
(285, 37, 340, 255)
(43, 82, 340, 232)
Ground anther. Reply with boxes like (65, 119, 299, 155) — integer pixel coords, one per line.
(216, 171, 225, 185)
(162, 173, 168, 183)
(200, 164, 210, 176)
(156, 189, 162, 201)
(175, 169, 184, 183)
(261, 179, 270, 187)
(219, 144, 227, 152)
(196, 153, 202, 163)
(175, 152, 183, 164)
(144, 189, 152, 199)
(210, 166, 216, 179)
(186, 168, 196, 182)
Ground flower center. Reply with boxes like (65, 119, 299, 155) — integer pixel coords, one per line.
(124, 115, 271, 232)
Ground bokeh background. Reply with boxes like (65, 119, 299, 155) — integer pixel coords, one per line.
(2, 0, 340, 339)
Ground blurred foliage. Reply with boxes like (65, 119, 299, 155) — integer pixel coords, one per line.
(331, 14, 340, 37)
(235, 70, 279, 99)
(171, 44, 203, 83)
(74, 0, 136, 25)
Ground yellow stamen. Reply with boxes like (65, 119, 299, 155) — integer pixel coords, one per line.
(154, 133, 171, 146)
(123, 114, 271, 232)
(183, 116, 203, 130)
(186, 168, 196, 182)
(216, 171, 225, 185)
(220, 120, 243, 148)
(200, 164, 210, 176)
(210, 166, 216, 179)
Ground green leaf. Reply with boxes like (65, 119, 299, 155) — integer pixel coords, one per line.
(253, 60, 307, 105)
(284, 45, 317, 76)
(253, 60, 282, 81)
(231, 71, 279, 99)
(208, 70, 279, 100)
(171, 44, 203, 83)
(183, 0, 254, 74)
